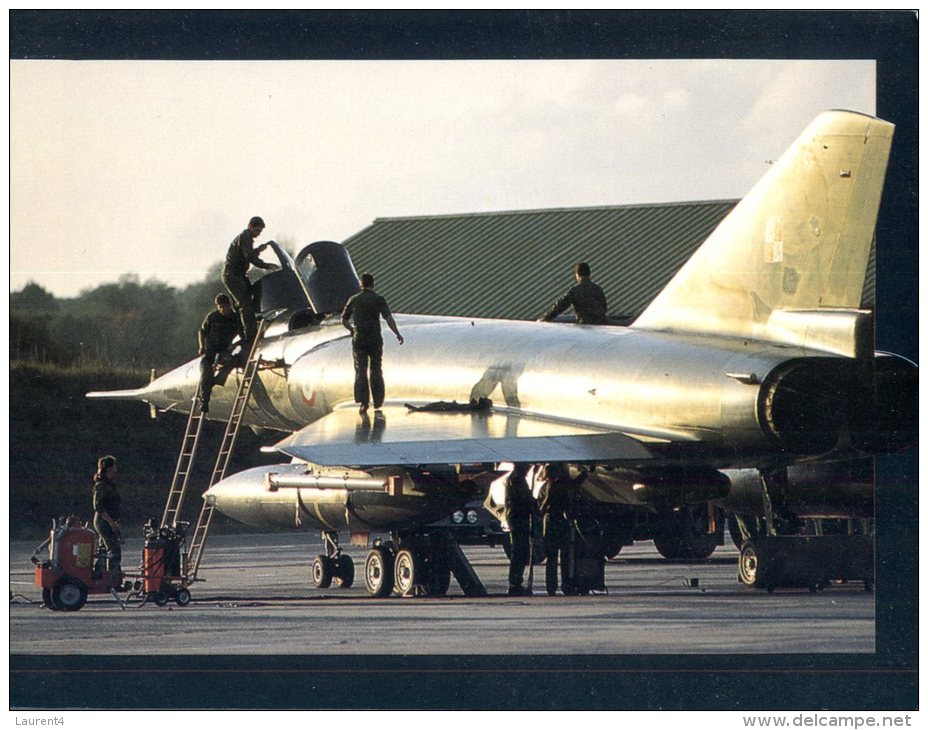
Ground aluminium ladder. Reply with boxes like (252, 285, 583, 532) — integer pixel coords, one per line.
(186, 318, 269, 580)
(160, 385, 207, 529)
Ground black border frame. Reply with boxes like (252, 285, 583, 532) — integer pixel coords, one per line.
(9, 10, 918, 710)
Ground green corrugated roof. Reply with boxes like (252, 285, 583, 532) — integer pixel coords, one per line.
(343, 201, 876, 321)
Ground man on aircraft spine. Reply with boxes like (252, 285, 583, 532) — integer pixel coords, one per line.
(541, 261, 608, 325)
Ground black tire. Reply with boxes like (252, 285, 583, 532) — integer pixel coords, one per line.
(154, 593, 170, 607)
(312, 555, 334, 589)
(393, 549, 421, 595)
(175, 588, 191, 607)
(335, 555, 355, 589)
(364, 547, 394, 597)
(652, 505, 719, 561)
(51, 577, 87, 612)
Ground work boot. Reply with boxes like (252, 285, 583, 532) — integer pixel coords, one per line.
(508, 585, 531, 596)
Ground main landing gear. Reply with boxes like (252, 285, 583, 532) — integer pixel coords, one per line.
(362, 537, 454, 597)
(373, 533, 484, 597)
(390, 540, 454, 597)
(312, 531, 485, 598)
(311, 531, 355, 589)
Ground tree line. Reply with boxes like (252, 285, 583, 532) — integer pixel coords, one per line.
(10, 264, 231, 371)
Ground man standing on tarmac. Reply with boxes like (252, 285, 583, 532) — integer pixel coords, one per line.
(92, 455, 122, 580)
(541, 261, 608, 325)
(537, 463, 585, 595)
(341, 272, 404, 415)
(504, 463, 535, 596)
(222, 216, 278, 349)
(198, 293, 243, 414)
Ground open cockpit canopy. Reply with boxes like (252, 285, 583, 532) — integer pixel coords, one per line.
(254, 241, 361, 327)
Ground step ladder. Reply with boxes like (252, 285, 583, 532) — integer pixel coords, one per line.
(187, 317, 268, 582)
(186, 318, 269, 580)
(160, 385, 206, 529)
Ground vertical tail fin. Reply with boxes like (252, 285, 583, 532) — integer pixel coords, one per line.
(633, 110, 894, 355)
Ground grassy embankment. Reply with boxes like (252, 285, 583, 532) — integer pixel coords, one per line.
(10, 361, 282, 541)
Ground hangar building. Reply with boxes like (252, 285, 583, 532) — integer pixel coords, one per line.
(343, 200, 876, 323)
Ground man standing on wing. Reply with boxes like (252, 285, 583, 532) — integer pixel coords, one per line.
(341, 272, 404, 415)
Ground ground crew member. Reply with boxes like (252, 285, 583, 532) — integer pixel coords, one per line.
(537, 463, 585, 595)
(198, 293, 243, 414)
(221, 216, 278, 349)
(340, 272, 404, 415)
(504, 463, 534, 596)
(541, 261, 608, 324)
(92, 455, 122, 579)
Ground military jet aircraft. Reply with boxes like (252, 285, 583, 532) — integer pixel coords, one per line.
(89, 110, 916, 596)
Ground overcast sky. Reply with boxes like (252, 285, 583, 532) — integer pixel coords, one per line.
(10, 59, 875, 298)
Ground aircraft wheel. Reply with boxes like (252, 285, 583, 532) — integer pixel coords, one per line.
(312, 555, 334, 589)
(738, 541, 770, 590)
(364, 547, 394, 597)
(52, 577, 87, 612)
(394, 549, 422, 595)
(175, 588, 191, 606)
(653, 504, 719, 560)
(334, 555, 355, 589)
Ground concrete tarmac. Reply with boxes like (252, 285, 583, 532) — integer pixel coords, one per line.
(10, 532, 875, 655)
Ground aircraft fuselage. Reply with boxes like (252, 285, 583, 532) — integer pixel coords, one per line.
(146, 312, 884, 469)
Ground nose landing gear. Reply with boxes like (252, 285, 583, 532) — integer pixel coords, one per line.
(311, 531, 355, 589)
